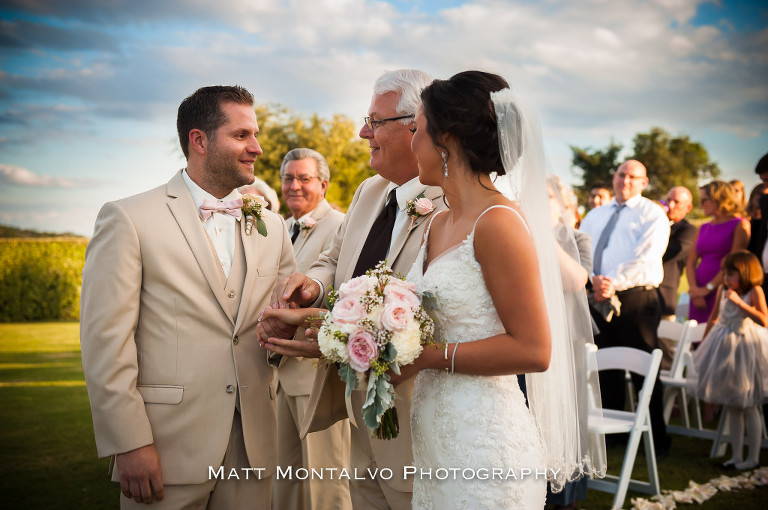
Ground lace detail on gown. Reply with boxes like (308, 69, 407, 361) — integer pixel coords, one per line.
(406, 206, 546, 509)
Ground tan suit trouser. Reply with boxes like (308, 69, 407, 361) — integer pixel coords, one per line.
(349, 463, 412, 510)
(274, 386, 352, 510)
(120, 410, 272, 510)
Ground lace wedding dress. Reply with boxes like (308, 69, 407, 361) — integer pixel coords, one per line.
(406, 206, 547, 509)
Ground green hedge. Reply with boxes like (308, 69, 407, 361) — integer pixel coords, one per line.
(0, 238, 87, 322)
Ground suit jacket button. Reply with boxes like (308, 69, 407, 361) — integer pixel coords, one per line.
(233, 336, 239, 345)
(228, 290, 236, 298)
(226, 384, 235, 393)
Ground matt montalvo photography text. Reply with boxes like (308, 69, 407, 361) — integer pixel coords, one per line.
(209, 466, 562, 481)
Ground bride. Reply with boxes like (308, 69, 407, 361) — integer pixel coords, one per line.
(259, 71, 604, 509)
(390, 70, 602, 508)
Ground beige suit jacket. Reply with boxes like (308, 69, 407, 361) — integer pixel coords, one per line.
(301, 175, 445, 492)
(80, 170, 297, 485)
(279, 199, 345, 396)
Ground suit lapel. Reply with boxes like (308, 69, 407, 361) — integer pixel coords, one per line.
(292, 200, 331, 252)
(235, 219, 257, 332)
(342, 186, 388, 283)
(166, 172, 235, 326)
(388, 185, 442, 266)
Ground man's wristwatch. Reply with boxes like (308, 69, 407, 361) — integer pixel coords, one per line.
(705, 282, 715, 292)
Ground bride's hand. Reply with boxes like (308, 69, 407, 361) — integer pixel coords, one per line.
(388, 354, 432, 387)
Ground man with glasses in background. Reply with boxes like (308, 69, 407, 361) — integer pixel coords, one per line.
(274, 148, 350, 510)
(259, 69, 445, 510)
(580, 160, 672, 458)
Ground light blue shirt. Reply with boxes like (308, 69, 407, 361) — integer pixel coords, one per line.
(579, 194, 670, 291)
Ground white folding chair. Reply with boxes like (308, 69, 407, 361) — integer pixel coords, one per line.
(659, 320, 699, 429)
(588, 347, 663, 510)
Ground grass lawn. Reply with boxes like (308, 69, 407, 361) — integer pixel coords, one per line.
(0, 322, 116, 509)
(1, 322, 766, 509)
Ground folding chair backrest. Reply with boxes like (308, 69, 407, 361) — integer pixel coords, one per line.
(595, 347, 663, 408)
(687, 322, 707, 344)
(664, 319, 697, 379)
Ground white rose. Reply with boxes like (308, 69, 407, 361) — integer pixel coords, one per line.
(318, 327, 349, 363)
(390, 320, 423, 365)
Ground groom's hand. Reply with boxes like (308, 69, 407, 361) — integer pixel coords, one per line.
(272, 273, 320, 308)
(257, 305, 299, 343)
(116, 444, 164, 504)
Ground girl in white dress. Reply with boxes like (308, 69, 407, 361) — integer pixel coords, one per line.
(693, 249, 768, 470)
(389, 71, 605, 509)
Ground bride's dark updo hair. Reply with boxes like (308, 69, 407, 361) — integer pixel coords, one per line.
(420, 70, 510, 176)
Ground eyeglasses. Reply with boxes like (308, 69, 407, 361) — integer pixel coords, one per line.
(364, 114, 414, 130)
(281, 175, 320, 185)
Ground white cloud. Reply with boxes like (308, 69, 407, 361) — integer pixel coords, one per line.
(0, 0, 766, 235)
(0, 164, 76, 188)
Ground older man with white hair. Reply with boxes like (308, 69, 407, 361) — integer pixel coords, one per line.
(260, 69, 445, 510)
(274, 147, 349, 510)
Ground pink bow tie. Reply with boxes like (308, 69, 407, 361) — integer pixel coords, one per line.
(199, 198, 243, 221)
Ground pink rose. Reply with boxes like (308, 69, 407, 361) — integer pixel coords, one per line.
(332, 297, 366, 324)
(413, 198, 434, 216)
(383, 279, 421, 309)
(302, 217, 317, 229)
(347, 330, 378, 372)
(339, 275, 378, 300)
(380, 300, 413, 331)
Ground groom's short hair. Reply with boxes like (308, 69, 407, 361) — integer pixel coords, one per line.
(177, 85, 254, 159)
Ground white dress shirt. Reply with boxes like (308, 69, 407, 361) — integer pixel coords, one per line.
(285, 211, 313, 232)
(579, 194, 670, 291)
(182, 169, 241, 278)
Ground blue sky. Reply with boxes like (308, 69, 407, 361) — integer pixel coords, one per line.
(1, 0, 766, 235)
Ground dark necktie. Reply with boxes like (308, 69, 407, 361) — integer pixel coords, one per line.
(290, 222, 300, 243)
(592, 203, 626, 275)
(352, 189, 398, 278)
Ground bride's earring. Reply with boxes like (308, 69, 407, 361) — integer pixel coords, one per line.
(441, 151, 449, 178)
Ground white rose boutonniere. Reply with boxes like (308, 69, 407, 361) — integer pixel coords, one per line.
(405, 195, 435, 228)
(241, 194, 268, 237)
(299, 217, 317, 236)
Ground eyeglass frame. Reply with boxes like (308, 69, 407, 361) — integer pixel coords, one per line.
(281, 174, 322, 185)
(364, 114, 414, 130)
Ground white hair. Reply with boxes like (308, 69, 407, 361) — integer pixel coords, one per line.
(280, 147, 330, 182)
(373, 69, 434, 123)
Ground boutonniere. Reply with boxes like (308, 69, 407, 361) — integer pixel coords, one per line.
(299, 217, 317, 237)
(241, 194, 268, 237)
(405, 195, 435, 228)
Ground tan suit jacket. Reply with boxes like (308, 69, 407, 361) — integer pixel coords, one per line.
(80, 170, 297, 485)
(280, 199, 345, 396)
(301, 175, 445, 493)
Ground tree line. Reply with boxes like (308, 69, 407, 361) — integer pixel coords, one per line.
(249, 105, 721, 213)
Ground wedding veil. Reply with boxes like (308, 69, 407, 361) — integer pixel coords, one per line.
(491, 89, 606, 491)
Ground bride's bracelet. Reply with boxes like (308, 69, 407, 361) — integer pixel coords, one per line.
(451, 342, 459, 375)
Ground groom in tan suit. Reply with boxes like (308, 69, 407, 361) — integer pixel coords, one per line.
(80, 85, 296, 509)
(274, 148, 351, 510)
(261, 69, 443, 510)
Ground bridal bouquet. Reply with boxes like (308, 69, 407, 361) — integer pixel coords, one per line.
(317, 262, 437, 439)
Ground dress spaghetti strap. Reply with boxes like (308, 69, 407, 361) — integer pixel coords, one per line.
(423, 210, 445, 241)
(472, 204, 530, 236)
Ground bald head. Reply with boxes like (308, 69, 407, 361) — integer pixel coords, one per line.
(666, 186, 693, 222)
(612, 159, 649, 203)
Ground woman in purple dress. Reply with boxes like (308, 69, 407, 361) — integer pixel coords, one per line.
(687, 180, 750, 324)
